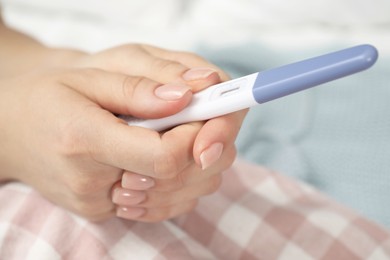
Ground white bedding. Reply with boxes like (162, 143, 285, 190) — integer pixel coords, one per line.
(1, 0, 390, 53)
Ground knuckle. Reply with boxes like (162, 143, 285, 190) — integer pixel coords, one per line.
(152, 130, 192, 179)
(154, 175, 185, 192)
(68, 179, 93, 197)
(121, 76, 152, 114)
(121, 75, 142, 100)
(153, 147, 180, 179)
(175, 51, 209, 65)
(151, 58, 184, 74)
(206, 174, 223, 194)
(66, 175, 101, 198)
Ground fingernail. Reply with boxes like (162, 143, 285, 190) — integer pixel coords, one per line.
(112, 188, 146, 206)
(154, 83, 190, 101)
(122, 174, 155, 190)
(182, 67, 217, 81)
(199, 142, 224, 170)
(116, 206, 146, 219)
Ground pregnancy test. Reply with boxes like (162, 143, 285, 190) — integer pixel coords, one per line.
(124, 44, 378, 131)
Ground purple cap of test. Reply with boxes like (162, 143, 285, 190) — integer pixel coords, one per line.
(252, 44, 378, 103)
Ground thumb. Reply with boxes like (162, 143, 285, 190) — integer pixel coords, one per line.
(60, 68, 192, 119)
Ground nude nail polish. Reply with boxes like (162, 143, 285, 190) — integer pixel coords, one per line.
(116, 207, 146, 219)
(182, 67, 216, 81)
(112, 188, 146, 206)
(154, 83, 190, 101)
(122, 174, 155, 191)
(199, 142, 224, 170)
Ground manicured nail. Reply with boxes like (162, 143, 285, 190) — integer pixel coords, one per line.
(122, 174, 155, 191)
(116, 206, 146, 219)
(112, 188, 146, 206)
(154, 83, 190, 101)
(182, 67, 217, 81)
(199, 142, 224, 170)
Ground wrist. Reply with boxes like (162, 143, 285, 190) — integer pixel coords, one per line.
(0, 46, 87, 77)
(42, 48, 87, 69)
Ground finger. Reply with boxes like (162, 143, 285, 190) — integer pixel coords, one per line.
(92, 45, 222, 91)
(41, 167, 119, 222)
(153, 147, 234, 192)
(141, 44, 231, 82)
(116, 199, 199, 222)
(121, 145, 236, 192)
(139, 174, 222, 208)
(82, 113, 202, 179)
(68, 189, 117, 222)
(192, 109, 248, 169)
(113, 168, 223, 210)
(55, 68, 199, 178)
(59, 68, 191, 118)
(111, 184, 147, 207)
(133, 46, 221, 87)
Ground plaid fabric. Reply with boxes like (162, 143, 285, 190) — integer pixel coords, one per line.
(1, 159, 390, 260)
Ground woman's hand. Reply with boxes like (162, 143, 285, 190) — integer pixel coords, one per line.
(0, 42, 247, 222)
(72, 44, 247, 222)
(0, 67, 191, 220)
(71, 43, 247, 167)
(112, 124, 238, 222)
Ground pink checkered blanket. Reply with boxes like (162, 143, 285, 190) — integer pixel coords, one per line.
(1, 159, 390, 259)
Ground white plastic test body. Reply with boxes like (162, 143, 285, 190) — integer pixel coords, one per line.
(123, 44, 378, 131)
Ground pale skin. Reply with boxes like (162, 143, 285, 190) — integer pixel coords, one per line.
(0, 15, 247, 222)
